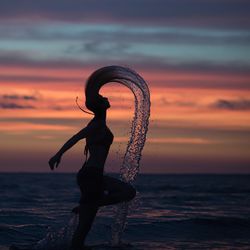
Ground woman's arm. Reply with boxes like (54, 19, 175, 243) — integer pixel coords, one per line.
(48, 125, 94, 170)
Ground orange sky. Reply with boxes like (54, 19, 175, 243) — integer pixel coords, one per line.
(1, 1, 250, 173)
(1, 67, 250, 173)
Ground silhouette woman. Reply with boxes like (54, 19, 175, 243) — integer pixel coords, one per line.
(48, 87, 136, 249)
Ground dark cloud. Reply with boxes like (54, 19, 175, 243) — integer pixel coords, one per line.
(66, 40, 130, 56)
(159, 97, 250, 110)
(0, 102, 35, 109)
(0, 0, 249, 29)
(0, 75, 83, 84)
(158, 97, 196, 107)
(2, 94, 37, 101)
(1, 50, 250, 76)
(0, 94, 38, 109)
(2, 94, 20, 100)
(1, 50, 250, 89)
(212, 99, 250, 110)
(23, 95, 37, 100)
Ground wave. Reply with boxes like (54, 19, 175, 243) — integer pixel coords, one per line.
(128, 216, 250, 228)
(184, 216, 250, 227)
(2, 216, 250, 250)
(203, 187, 250, 194)
(141, 185, 250, 193)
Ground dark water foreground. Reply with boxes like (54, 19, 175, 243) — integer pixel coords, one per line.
(0, 173, 250, 249)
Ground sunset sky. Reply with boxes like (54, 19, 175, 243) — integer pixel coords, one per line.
(0, 0, 250, 173)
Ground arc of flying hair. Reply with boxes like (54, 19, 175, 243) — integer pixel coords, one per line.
(75, 96, 94, 115)
(85, 66, 145, 103)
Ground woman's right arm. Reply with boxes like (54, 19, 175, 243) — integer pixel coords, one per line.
(48, 124, 95, 170)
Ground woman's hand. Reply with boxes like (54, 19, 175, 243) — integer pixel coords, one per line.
(48, 154, 61, 170)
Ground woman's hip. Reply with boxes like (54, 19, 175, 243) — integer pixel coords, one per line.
(77, 165, 103, 191)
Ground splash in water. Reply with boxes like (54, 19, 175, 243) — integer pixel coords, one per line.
(34, 65, 150, 249)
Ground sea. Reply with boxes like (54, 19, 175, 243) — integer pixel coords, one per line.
(0, 173, 250, 250)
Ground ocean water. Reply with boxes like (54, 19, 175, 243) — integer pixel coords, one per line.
(0, 173, 250, 250)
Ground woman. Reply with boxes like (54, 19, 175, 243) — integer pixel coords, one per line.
(48, 93, 136, 250)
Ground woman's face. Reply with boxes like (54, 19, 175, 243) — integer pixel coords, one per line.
(86, 95, 110, 113)
(101, 96, 110, 109)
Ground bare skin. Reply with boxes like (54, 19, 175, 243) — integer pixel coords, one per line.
(48, 96, 136, 250)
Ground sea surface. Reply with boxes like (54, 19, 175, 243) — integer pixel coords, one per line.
(0, 173, 250, 250)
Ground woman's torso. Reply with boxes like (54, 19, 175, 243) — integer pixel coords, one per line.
(84, 119, 114, 169)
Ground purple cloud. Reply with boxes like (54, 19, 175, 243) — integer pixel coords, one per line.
(0, 103, 35, 109)
(212, 99, 250, 110)
(2, 94, 37, 101)
(1, 50, 250, 75)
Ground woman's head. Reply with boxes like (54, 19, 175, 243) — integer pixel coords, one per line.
(84, 67, 113, 115)
(85, 94, 110, 114)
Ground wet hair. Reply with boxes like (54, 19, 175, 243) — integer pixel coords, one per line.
(84, 65, 133, 113)
(84, 67, 110, 114)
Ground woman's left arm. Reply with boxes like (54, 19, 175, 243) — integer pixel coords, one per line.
(48, 125, 93, 170)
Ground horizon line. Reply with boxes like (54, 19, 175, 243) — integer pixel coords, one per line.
(0, 171, 249, 175)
